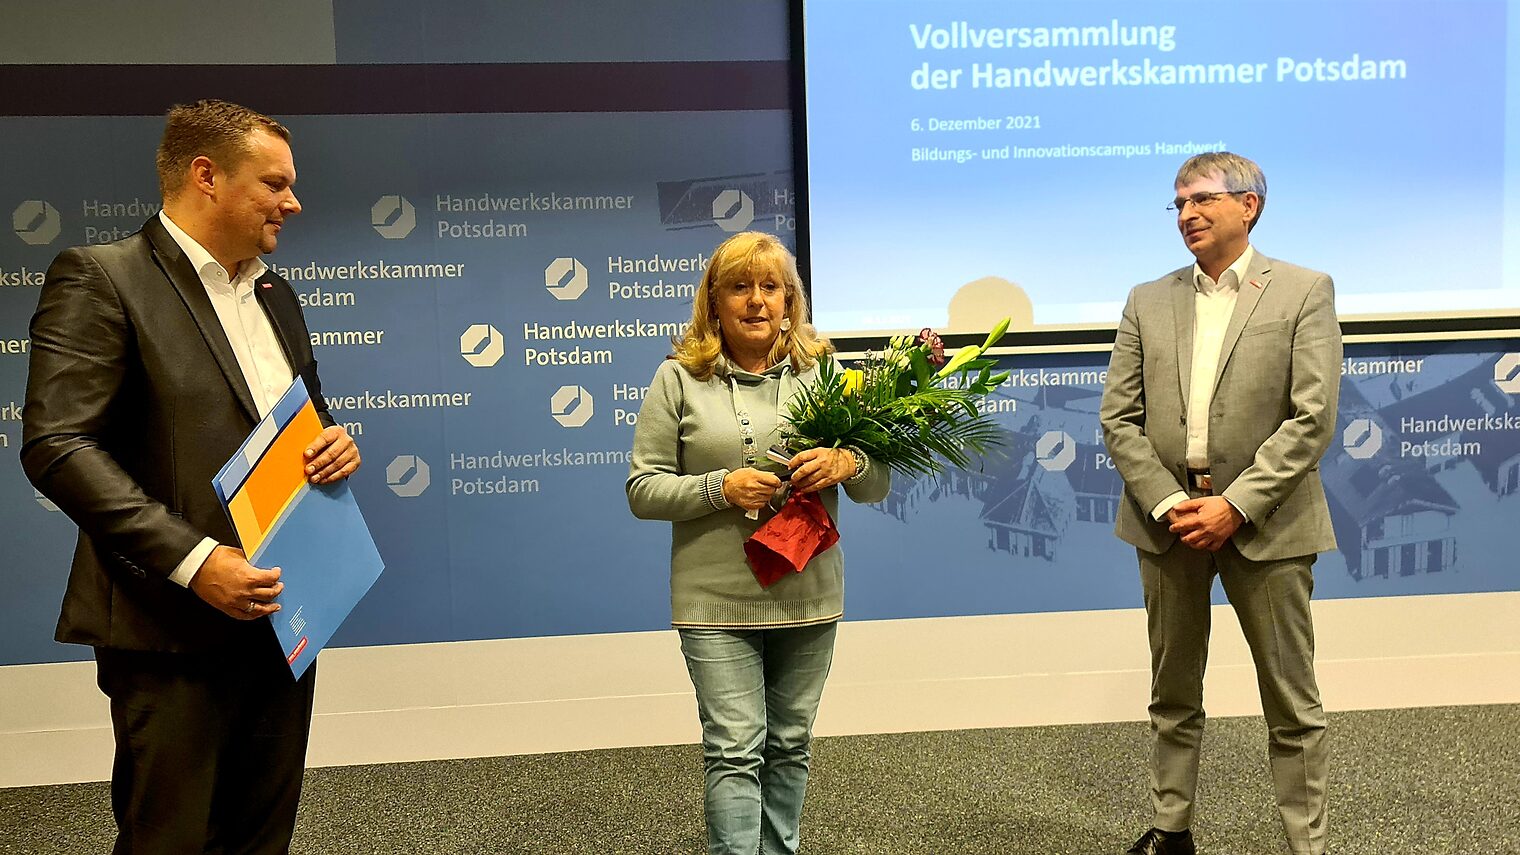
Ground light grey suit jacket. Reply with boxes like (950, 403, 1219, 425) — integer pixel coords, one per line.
(1099, 252, 1342, 561)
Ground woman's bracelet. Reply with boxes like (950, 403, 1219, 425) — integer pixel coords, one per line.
(843, 446, 870, 485)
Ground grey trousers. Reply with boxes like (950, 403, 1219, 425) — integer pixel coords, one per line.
(1139, 539, 1329, 855)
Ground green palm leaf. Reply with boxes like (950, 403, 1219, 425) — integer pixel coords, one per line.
(783, 326, 1013, 478)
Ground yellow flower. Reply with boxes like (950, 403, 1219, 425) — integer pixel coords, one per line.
(842, 368, 865, 397)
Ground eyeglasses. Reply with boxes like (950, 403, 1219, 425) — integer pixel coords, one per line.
(1167, 190, 1248, 213)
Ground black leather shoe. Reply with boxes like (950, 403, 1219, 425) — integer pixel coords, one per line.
(1125, 827, 1196, 855)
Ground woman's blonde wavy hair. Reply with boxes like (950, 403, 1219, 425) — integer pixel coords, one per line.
(673, 231, 831, 381)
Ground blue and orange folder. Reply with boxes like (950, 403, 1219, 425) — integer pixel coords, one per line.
(213, 379, 384, 678)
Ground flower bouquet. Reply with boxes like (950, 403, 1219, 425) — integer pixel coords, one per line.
(786, 318, 1012, 475)
(743, 319, 1013, 586)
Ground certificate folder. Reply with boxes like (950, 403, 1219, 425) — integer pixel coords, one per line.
(212, 379, 384, 678)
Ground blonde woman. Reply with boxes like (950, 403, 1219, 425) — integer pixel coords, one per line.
(627, 231, 889, 855)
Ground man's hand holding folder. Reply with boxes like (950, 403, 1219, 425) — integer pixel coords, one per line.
(191, 545, 285, 620)
(213, 378, 384, 677)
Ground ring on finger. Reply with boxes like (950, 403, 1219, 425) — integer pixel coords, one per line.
(245, 600, 257, 614)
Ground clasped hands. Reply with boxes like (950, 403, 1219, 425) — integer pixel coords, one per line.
(722, 447, 857, 512)
(1167, 496, 1244, 553)
(191, 426, 361, 619)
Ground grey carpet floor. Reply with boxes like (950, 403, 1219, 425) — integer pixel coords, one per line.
(4, 705, 1517, 854)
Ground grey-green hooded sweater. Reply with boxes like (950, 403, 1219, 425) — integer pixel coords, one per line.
(626, 357, 891, 628)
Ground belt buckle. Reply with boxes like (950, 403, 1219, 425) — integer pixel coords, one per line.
(1190, 471, 1213, 493)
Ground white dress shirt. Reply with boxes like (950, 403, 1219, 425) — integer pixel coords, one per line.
(159, 212, 294, 586)
(1151, 246, 1255, 522)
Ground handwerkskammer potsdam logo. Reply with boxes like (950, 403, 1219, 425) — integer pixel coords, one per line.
(460, 323, 505, 367)
(371, 195, 416, 239)
(545, 257, 588, 301)
(551, 385, 594, 427)
(1494, 353, 1520, 395)
(712, 189, 754, 233)
(1036, 430, 1076, 472)
(13, 200, 61, 246)
(1342, 418, 1383, 459)
(386, 454, 431, 497)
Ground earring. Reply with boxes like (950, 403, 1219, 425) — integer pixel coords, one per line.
(779, 317, 792, 332)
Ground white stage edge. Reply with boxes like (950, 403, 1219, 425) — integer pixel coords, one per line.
(3, 591, 1518, 788)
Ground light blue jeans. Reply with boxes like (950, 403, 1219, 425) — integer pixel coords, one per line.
(678, 622, 838, 855)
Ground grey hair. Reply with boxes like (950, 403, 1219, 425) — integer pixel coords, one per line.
(1175, 151, 1266, 231)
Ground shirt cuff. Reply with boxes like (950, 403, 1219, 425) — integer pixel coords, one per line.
(1152, 492, 1187, 521)
(702, 469, 732, 511)
(168, 538, 218, 588)
(1224, 496, 1250, 525)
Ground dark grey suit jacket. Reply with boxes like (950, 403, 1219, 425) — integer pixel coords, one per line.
(1099, 252, 1343, 561)
(22, 216, 334, 653)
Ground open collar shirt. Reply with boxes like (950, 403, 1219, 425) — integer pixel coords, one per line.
(158, 211, 293, 586)
(1150, 245, 1255, 521)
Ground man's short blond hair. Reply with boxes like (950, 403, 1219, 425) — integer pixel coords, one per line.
(156, 100, 290, 199)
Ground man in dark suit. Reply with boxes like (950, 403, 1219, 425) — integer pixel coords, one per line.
(1100, 153, 1340, 855)
(22, 100, 359, 854)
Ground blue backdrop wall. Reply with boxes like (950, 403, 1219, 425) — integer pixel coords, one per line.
(2, 1, 1516, 666)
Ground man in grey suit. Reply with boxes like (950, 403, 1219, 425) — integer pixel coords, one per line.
(1100, 152, 1341, 855)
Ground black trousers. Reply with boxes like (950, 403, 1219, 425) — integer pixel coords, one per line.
(94, 636, 317, 855)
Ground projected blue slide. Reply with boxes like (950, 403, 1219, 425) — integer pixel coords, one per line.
(801, 0, 1517, 334)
